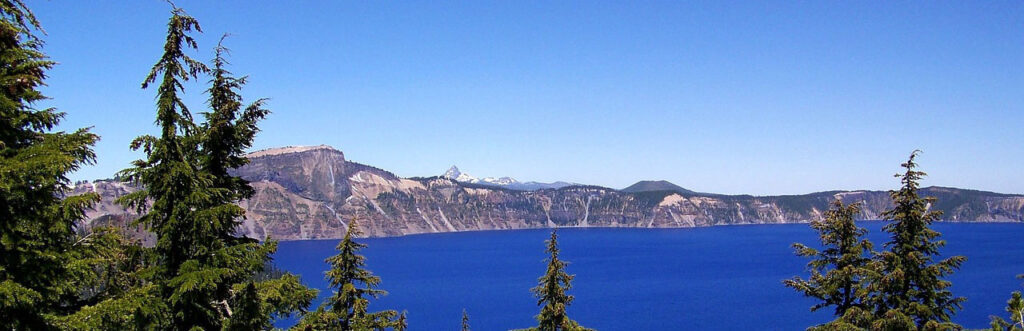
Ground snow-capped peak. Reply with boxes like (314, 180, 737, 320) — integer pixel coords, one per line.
(442, 166, 520, 185)
(481, 177, 518, 185)
(443, 165, 462, 179)
(440, 166, 573, 190)
(444, 165, 480, 183)
(456, 173, 479, 183)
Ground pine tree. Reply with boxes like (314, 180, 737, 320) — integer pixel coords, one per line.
(529, 230, 591, 331)
(0, 0, 101, 328)
(116, 4, 315, 329)
(114, 5, 225, 328)
(991, 291, 1024, 331)
(785, 199, 874, 328)
(224, 282, 264, 330)
(990, 275, 1024, 331)
(462, 309, 471, 331)
(867, 150, 966, 329)
(201, 34, 267, 202)
(50, 226, 165, 330)
(295, 220, 403, 330)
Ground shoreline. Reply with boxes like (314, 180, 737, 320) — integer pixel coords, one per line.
(268, 219, 1024, 242)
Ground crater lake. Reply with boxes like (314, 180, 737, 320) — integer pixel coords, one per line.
(273, 222, 1024, 330)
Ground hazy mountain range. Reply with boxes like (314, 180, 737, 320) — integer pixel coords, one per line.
(442, 165, 576, 191)
(74, 145, 1024, 240)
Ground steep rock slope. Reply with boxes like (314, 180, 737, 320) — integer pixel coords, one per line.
(74, 146, 1024, 240)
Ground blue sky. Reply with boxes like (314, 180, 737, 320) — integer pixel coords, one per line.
(35, 1, 1023, 195)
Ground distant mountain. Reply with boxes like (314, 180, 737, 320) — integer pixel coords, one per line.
(443, 166, 484, 184)
(442, 165, 574, 190)
(74, 145, 1024, 240)
(621, 180, 694, 194)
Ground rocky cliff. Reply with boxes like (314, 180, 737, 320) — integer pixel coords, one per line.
(73, 145, 1024, 240)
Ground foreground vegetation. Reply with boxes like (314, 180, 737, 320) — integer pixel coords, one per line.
(0, 1, 1021, 330)
(786, 152, 1024, 330)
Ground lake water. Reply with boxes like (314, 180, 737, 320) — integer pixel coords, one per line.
(273, 223, 1024, 330)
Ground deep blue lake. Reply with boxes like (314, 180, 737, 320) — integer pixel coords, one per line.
(272, 223, 1024, 330)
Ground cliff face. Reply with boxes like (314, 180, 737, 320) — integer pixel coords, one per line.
(74, 146, 1024, 240)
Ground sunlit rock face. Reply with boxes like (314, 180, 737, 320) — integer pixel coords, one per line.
(74, 145, 1024, 240)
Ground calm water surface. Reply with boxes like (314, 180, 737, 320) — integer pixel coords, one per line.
(273, 223, 1024, 330)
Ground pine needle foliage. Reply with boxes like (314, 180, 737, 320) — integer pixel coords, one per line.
(990, 275, 1024, 331)
(528, 230, 592, 331)
(295, 220, 403, 330)
(785, 199, 873, 320)
(991, 291, 1024, 331)
(0, 0, 101, 328)
(115, 4, 315, 329)
(462, 309, 471, 331)
(395, 311, 408, 331)
(867, 151, 966, 330)
(201, 34, 268, 202)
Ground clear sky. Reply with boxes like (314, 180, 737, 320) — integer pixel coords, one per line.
(34, 1, 1024, 195)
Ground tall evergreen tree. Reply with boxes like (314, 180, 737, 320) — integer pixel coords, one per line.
(462, 309, 471, 331)
(201, 34, 267, 201)
(117, 5, 314, 329)
(0, 0, 101, 328)
(295, 220, 403, 330)
(785, 199, 874, 328)
(529, 230, 591, 331)
(115, 5, 225, 328)
(867, 151, 966, 330)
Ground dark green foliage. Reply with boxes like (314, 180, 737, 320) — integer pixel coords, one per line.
(767, 192, 838, 215)
(990, 275, 1024, 331)
(110, 4, 314, 329)
(396, 311, 408, 331)
(46, 225, 166, 330)
(295, 221, 403, 330)
(786, 151, 969, 330)
(201, 34, 268, 201)
(116, 2, 210, 282)
(528, 230, 592, 331)
(224, 282, 264, 330)
(867, 151, 966, 329)
(0, 0, 102, 328)
(990, 291, 1024, 331)
(786, 199, 874, 321)
(462, 309, 471, 331)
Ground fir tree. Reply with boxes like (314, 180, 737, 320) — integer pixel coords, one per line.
(224, 282, 264, 331)
(462, 309, 471, 331)
(117, 4, 314, 329)
(785, 199, 874, 328)
(201, 34, 267, 202)
(0, 0, 101, 328)
(867, 151, 966, 329)
(295, 220, 403, 330)
(529, 230, 591, 331)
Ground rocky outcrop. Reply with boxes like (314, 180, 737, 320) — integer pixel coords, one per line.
(73, 146, 1024, 240)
